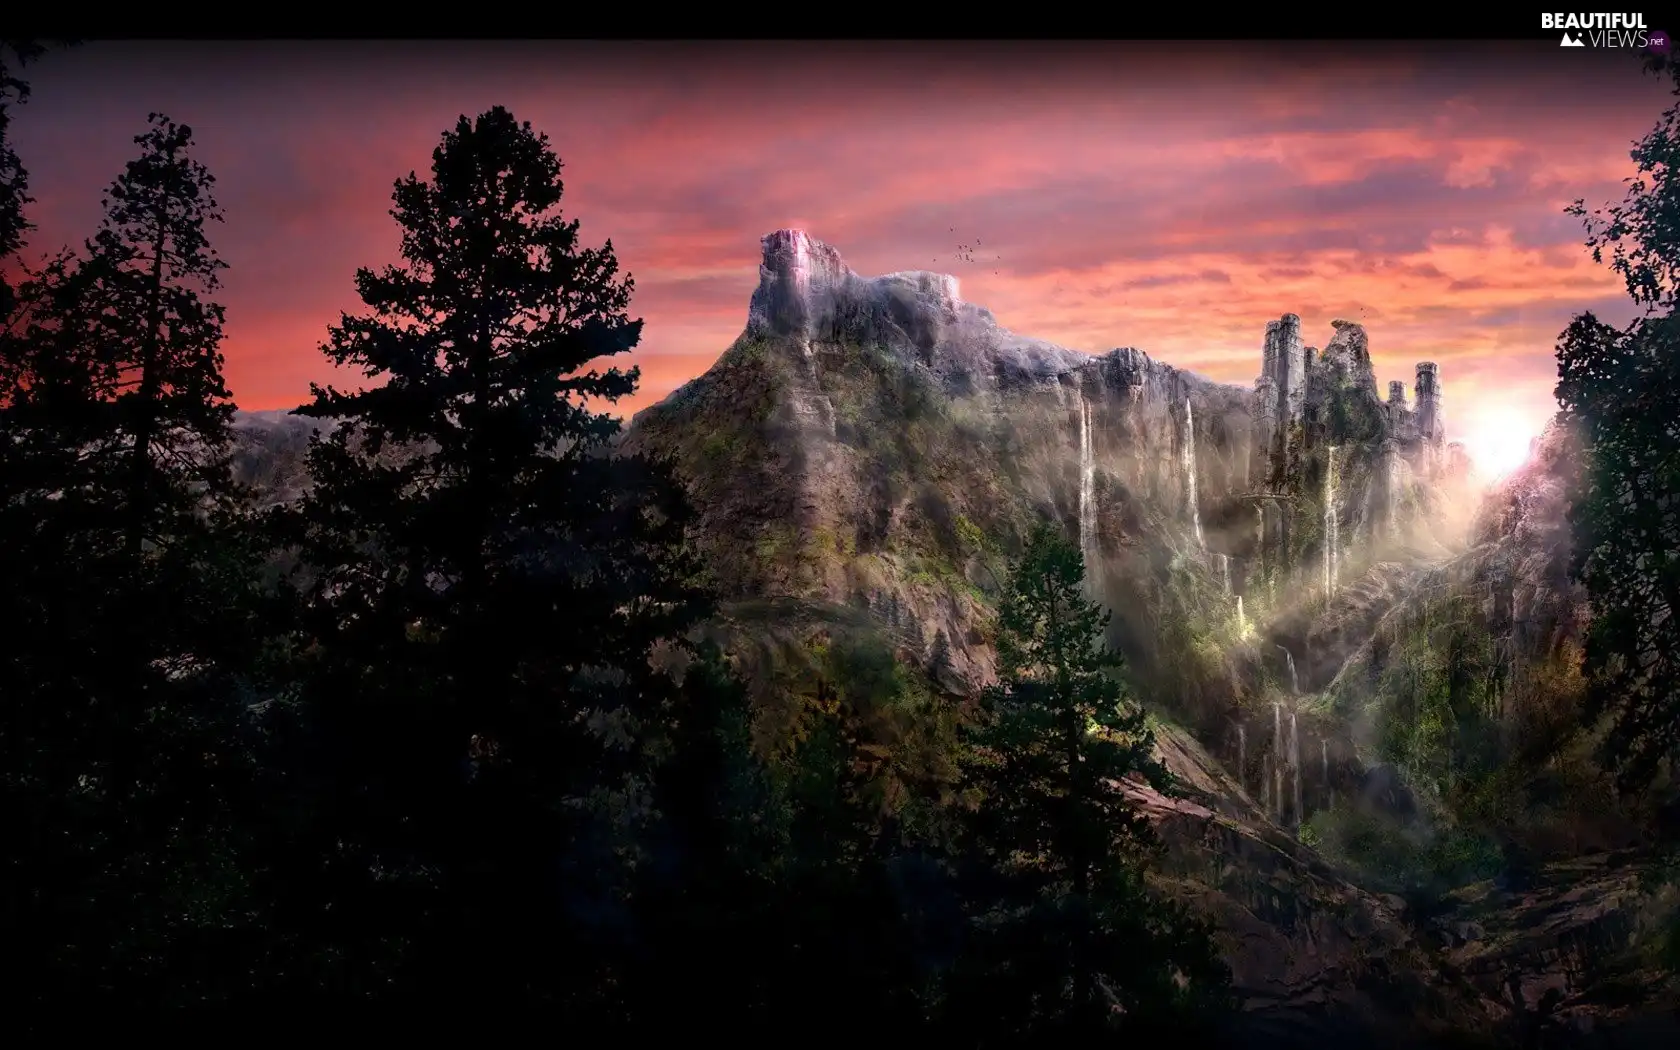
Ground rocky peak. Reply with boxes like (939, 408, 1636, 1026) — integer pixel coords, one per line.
(1322, 319, 1379, 397)
(741, 229, 1128, 386)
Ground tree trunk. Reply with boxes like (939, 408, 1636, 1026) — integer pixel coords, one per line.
(126, 179, 172, 557)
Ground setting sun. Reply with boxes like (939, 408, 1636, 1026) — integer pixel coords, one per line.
(1458, 406, 1540, 482)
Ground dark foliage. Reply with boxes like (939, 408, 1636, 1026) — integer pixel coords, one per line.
(941, 522, 1231, 1042)
(1563, 55, 1680, 794)
(1, 87, 1235, 1038)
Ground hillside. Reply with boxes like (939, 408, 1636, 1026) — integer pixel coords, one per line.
(229, 231, 1680, 1045)
(616, 230, 1543, 1044)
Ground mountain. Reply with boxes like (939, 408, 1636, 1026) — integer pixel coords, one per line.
(620, 230, 1522, 1043)
(227, 230, 1678, 1045)
(624, 231, 1472, 714)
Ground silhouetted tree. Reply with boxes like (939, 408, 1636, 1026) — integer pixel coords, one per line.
(0, 110, 267, 1017)
(627, 641, 935, 1036)
(278, 106, 706, 1007)
(1555, 313, 1680, 790)
(0, 40, 46, 316)
(1562, 56, 1680, 792)
(92, 115, 236, 552)
(941, 521, 1229, 1042)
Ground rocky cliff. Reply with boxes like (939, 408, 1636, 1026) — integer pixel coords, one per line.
(621, 230, 1544, 1044)
(624, 232, 1472, 715)
(226, 230, 1678, 1045)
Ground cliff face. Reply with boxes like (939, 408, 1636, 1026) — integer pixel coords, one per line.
(621, 230, 1524, 1044)
(223, 230, 1675, 1045)
(624, 229, 1259, 696)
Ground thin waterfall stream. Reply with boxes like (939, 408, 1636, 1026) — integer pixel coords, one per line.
(1078, 391, 1097, 590)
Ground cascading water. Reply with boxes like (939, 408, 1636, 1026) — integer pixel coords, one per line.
(1274, 762, 1284, 824)
(1290, 708, 1302, 828)
(1236, 595, 1247, 636)
(1324, 445, 1340, 597)
(1277, 645, 1300, 694)
(1321, 738, 1329, 803)
(1271, 700, 1283, 820)
(1262, 753, 1272, 815)
(1183, 399, 1204, 546)
(1238, 723, 1247, 791)
(1217, 553, 1231, 595)
(1078, 392, 1097, 589)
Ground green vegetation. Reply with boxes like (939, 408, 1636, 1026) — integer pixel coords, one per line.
(943, 522, 1230, 1041)
(1324, 371, 1385, 446)
(1315, 592, 1614, 895)
(0, 79, 1237, 1033)
(1562, 55, 1680, 796)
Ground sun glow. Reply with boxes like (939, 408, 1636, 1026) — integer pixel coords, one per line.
(1458, 406, 1538, 482)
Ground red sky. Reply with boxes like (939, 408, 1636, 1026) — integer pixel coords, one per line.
(10, 41, 1673, 472)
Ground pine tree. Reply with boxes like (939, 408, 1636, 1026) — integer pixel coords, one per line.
(941, 521, 1228, 1042)
(0, 40, 46, 315)
(279, 106, 707, 1006)
(4, 114, 235, 552)
(92, 115, 236, 551)
(0, 110, 267, 1014)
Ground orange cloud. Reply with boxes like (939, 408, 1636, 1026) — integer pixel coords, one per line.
(9, 40, 1671, 467)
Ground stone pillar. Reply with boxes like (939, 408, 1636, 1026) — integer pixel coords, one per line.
(1414, 361, 1444, 470)
(1381, 438, 1403, 539)
(1280, 314, 1307, 434)
(1252, 375, 1278, 489)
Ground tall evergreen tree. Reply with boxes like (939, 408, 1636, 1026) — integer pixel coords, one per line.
(0, 40, 46, 314)
(92, 114, 236, 551)
(0, 111, 266, 1016)
(942, 521, 1228, 1042)
(278, 106, 706, 1006)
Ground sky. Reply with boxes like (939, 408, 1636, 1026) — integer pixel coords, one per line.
(10, 40, 1674, 477)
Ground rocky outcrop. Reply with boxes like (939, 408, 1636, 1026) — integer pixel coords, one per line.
(1430, 851, 1680, 1047)
(1133, 723, 1505, 1049)
(230, 409, 329, 508)
(1247, 316, 1464, 616)
(224, 229, 1679, 1046)
(624, 230, 1257, 695)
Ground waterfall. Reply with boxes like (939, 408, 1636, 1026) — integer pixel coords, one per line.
(1271, 701, 1282, 818)
(1078, 392, 1097, 587)
(1290, 708, 1302, 827)
(1321, 738, 1329, 799)
(1238, 723, 1247, 791)
(1217, 553, 1231, 595)
(1324, 445, 1340, 597)
(1183, 399, 1204, 546)
(1274, 762, 1284, 824)
(1277, 645, 1300, 694)
(1236, 595, 1247, 635)
(1262, 753, 1272, 815)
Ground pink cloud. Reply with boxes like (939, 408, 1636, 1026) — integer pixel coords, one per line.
(8, 40, 1670, 459)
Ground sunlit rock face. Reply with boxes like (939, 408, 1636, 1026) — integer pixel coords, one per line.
(625, 229, 1259, 692)
(622, 232, 1511, 1045)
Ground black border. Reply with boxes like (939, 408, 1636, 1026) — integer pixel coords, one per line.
(12, 11, 1665, 41)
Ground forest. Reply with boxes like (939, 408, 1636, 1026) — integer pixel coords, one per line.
(3, 40, 1680, 1045)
